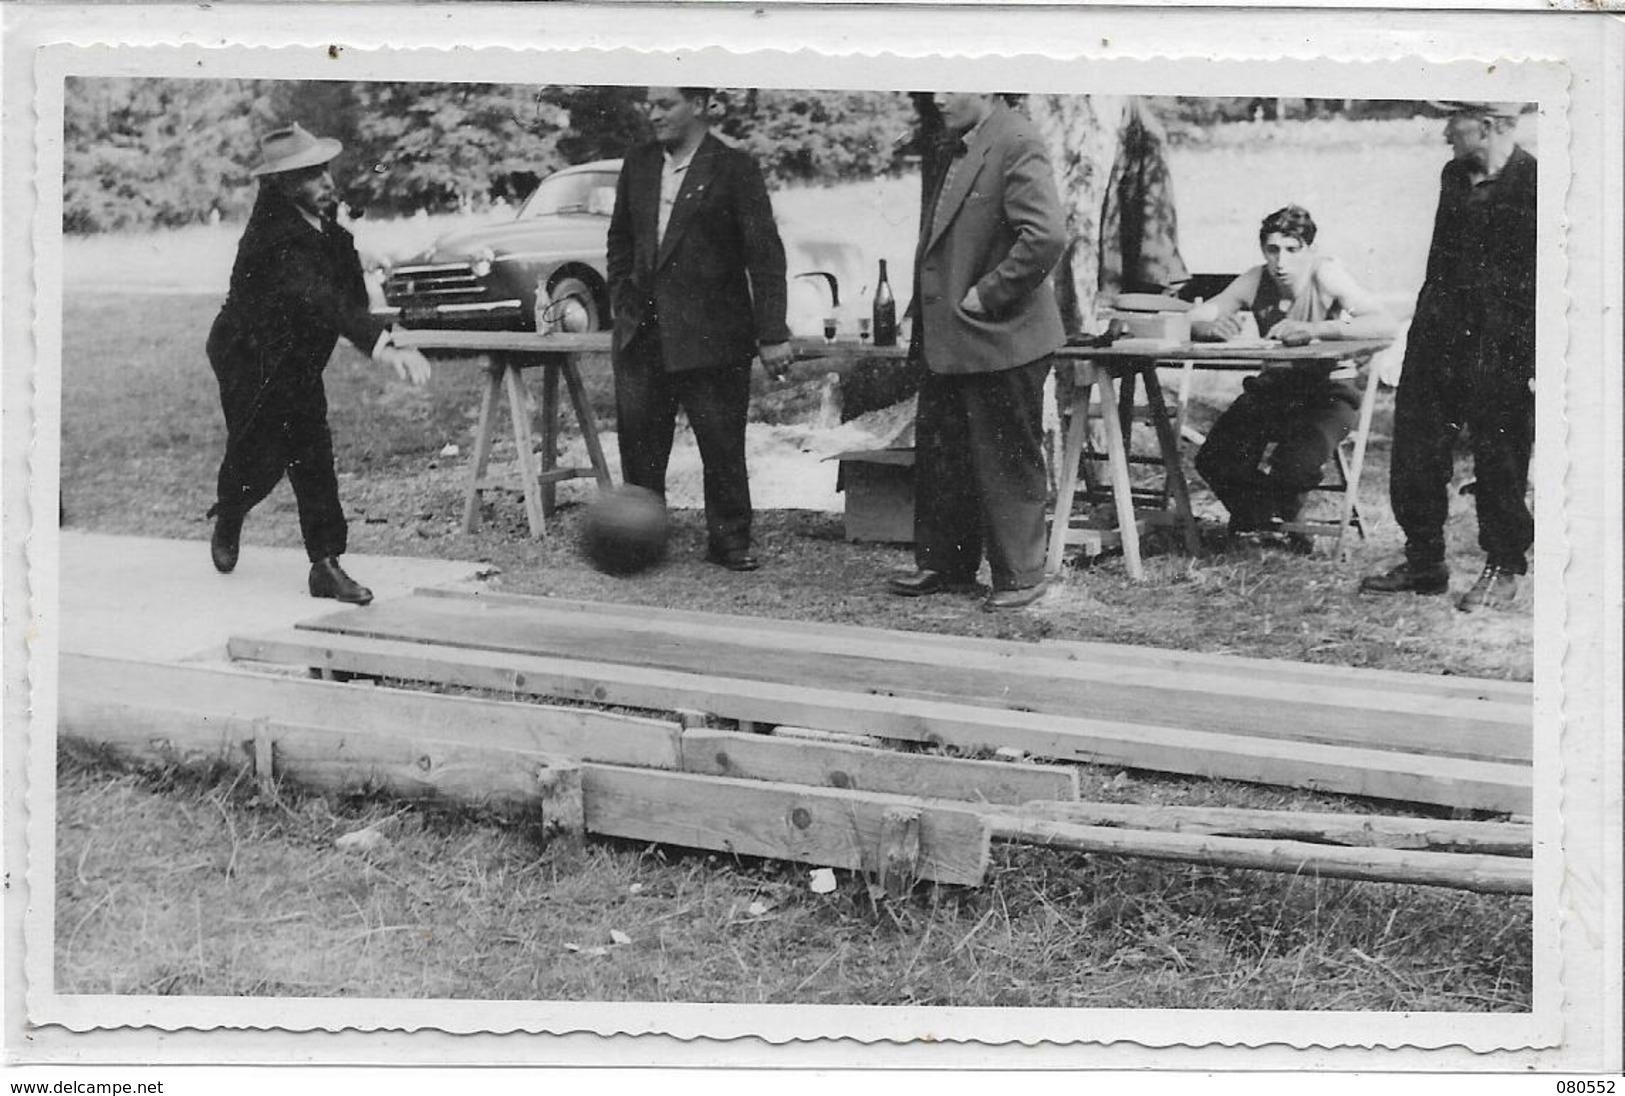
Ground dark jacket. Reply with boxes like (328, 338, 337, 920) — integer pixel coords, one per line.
(207, 190, 386, 385)
(1404, 144, 1537, 384)
(1099, 97, 1190, 298)
(913, 103, 1067, 375)
(606, 133, 790, 372)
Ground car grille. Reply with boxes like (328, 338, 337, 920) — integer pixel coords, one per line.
(382, 262, 489, 306)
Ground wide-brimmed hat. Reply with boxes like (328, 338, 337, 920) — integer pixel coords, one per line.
(249, 123, 343, 178)
(1429, 100, 1532, 120)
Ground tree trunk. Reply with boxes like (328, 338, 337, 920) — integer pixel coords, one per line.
(1027, 94, 1126, 337)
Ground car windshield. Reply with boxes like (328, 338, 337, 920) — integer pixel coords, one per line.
(517, 171, 618, 220)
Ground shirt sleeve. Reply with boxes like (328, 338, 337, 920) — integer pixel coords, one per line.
(732, 154, 790, 346)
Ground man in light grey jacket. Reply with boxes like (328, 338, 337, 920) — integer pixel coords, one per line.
(890, 93, 1067, 610)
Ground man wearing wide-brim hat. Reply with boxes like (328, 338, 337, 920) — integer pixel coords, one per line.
(1360, 99, 1538, 612)
(205, 123, 431, 604)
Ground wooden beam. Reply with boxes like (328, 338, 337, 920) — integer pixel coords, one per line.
(987, 815, 1531, 895)
(62, 700, 581, 816)
(580, 765, 991, 887)
(683, 728, 1078, 804)
(1011, 801, 1531, 855)
(412, 587, 1530, 706)
(230, 630, 1531, 813)
(880, 807, 922, 898)
(63, 653, 683, 770)
(328, 596, 1527, 764)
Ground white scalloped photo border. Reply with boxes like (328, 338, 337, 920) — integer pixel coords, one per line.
(7, 6, 1619, 1070)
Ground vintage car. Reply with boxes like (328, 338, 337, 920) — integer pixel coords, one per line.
(379, 159, 621, 333)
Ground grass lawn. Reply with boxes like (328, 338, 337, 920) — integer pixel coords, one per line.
(53, 120, 1535, 1008)
(55, 749, 1531, 1008)
(54, 288, 1535, 1010)
(61, 292, 1533, 680)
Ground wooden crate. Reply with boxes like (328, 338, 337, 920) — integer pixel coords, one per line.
(832, 448, 915, 543)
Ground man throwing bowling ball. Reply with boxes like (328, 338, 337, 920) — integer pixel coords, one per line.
(206, 124, 431, 605)
(606, 87, 793, 573)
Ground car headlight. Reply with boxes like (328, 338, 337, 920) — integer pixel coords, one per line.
(471, 248, 495, 279)
(554, 296, 591, 333)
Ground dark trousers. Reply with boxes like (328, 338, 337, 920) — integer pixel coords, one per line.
(614, 327, 753, 555)
(1195, 371, 1360, 530)
(207, 357, 347, 562)
(1391, 362, 1534, 573)
(913, 356, 1051, 590)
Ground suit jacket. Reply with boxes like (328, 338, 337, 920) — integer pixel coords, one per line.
(1404, 144, 1537, 385)
(207, 190, 386, 391)
(914, 104, 1067, 375)
(1099, 97, 1190, 298)
(606, 133, 790, 373)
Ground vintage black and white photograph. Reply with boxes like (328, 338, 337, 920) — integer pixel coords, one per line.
(7, 12, 1619, 1070)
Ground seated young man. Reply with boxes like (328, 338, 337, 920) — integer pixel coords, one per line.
(1189, 205, 1397, 550)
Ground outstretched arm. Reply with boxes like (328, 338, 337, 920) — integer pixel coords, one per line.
(1187, 269, 1260, 341)
(1267, 261, 1398, 342)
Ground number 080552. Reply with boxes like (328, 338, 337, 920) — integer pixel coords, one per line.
(1556, 1082, 1616, 1093)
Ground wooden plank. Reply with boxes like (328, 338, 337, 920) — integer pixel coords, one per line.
(439, 596, 1528, 735)
(581, 765, 991, 887)
(1011, 801, 1531, 855)
(62, 653, 683, 770)
(880, 807, 922, 898)
(229, 630, 1531, 812)
(64, 699, 578, 813)
(683, 727, 1078, 804)
(394, 330, 612, 354)
(392, 329, 910, 363)
(412, 587, 1531, 707)
(772, 726, 885, 748)
(296, 596, 1529, 764)
(987, 816, 1531, 895)
(1062, 338, 1391, 365)
(272, 723, 579, 813)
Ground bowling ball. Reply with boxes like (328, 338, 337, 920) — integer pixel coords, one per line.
(580, 485, 670, 575)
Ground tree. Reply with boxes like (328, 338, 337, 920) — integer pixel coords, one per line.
(63, 76, 269, 231)
(341, 83, 570, 215)
(716, 89, 913, 187)
(1026, 94, 1126, 336)
(544, 85, 647, 166)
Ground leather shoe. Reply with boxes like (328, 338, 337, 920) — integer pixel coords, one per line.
(309, 557, 373, 605)
(1457, 563, 1522, 613)
(1359, 561, 1450, 596)
(210, 513, 242, 574)
(984, 580, 1048, 611)
(888, 569, 978, 597)
(706, 549, 760, 572)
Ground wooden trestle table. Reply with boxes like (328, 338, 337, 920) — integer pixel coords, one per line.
(1049, 339, 1391, 579)
(392, 330, 1388, 573)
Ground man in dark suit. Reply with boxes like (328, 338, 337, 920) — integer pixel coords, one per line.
(207, 124, 430, 605)
(606, 87, 793, 572)
(889, 93, 1067, 610)
(1360, 101, 1537, 612)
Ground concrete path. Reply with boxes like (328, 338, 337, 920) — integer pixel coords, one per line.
(60, 531, 492, 663)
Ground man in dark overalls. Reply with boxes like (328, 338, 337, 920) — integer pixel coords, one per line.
(1360, 101, 1536, 612)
